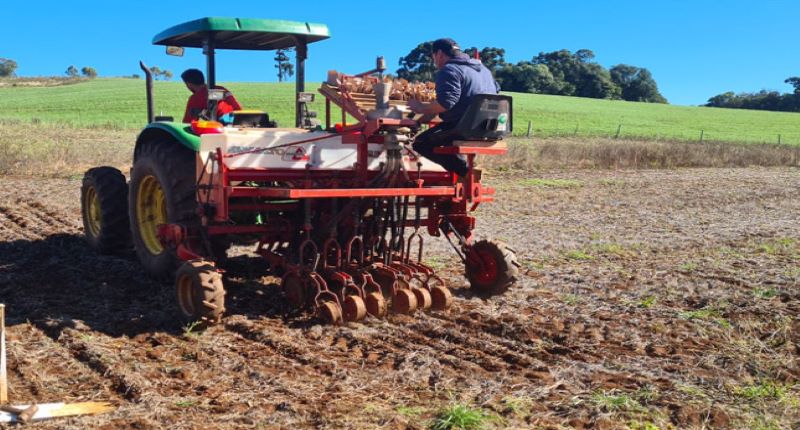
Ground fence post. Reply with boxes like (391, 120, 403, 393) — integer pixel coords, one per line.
(700, 130, 704, 142)
(615, 124, 622, 139)
(526, 120, 532, 138)
(1, 303, 6, 404)
(778, 134, 781, 145)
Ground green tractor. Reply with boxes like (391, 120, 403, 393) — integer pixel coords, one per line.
(81, 17, 518, 325)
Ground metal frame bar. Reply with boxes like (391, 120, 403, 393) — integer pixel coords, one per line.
(228, 186, 458, 199)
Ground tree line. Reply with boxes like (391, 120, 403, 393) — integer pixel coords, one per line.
(397, 43, 667, 103)
(705, 77, 800, 112)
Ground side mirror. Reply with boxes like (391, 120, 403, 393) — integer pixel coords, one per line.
(166, 46, 185, 57)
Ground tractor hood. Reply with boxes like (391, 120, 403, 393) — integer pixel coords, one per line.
(152, 17, 330, 50)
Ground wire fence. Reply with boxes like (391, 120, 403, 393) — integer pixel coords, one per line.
(514, 120, 798, 146)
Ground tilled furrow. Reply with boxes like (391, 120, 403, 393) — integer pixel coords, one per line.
(405, 316, 549, 373)
(378, 319, 509, 374)
(224, 317, 343, 375)
(18, 199, 82, 233)
(0, 207, 44, 241)
(342, 321, 488, 387)
(426, 312, 559, 363)
(33, 323, 147, 402)
(4, 323, 121, 403)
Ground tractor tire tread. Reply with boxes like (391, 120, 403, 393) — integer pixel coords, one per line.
(130, 139, 198, 280)
(81, 166, 131, 254)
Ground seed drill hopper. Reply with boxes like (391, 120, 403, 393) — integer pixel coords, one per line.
(80, 17, 519, 325)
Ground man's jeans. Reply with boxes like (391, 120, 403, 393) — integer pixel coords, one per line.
(411, 122, 468, 176)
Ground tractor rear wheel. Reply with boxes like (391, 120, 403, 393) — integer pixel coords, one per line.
(465, 240, 519, 295)
(175, 259, 226, 325)
(129, 140, 198, 280)
(81, 166, 131, 254)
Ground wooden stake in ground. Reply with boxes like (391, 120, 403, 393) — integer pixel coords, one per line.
(1, 303, 7, 404)
(0, 402, 114, 423)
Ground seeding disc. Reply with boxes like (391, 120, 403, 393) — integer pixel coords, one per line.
(365, 292, 388, 318)
(413, 288, 432, 310)
(431, 286, 453, 311)
(319, 302, 343, 325)
(392, 289, 418, 314)
(343, 295, 367, 322)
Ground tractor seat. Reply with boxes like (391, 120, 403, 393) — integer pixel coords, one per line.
(232, 110, 275, 128)
(431, 94, 512, 155)
(447, 94, 513, 141)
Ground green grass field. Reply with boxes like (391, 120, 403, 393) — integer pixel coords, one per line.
(1, 78, 799, 144)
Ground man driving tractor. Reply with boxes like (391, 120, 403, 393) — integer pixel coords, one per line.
(181, 68, 242, 123)
(408, 38, 500, 177)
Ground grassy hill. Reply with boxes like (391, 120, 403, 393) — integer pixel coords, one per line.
(1, 78, 799, 145)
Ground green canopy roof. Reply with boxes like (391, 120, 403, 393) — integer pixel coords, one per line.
(152, 17, 330, 50)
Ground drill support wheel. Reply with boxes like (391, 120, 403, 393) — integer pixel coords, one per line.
(465, 239, 520, 295)
(175, 259, 226, 325)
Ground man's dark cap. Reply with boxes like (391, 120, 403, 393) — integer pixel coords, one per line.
(181, 68, 205, 85)
(432, 38, 461, 55)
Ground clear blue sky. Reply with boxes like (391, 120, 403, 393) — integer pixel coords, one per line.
(2, 0, 797, 106)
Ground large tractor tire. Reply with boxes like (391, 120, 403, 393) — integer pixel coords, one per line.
(81, 166, 131, 254)
(175, 259, 226, 325)
(465, 240, 519, 295)
(129, 140, 198, 280)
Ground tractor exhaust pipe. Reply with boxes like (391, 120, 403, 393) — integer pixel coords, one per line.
(139, 61, 154, 124)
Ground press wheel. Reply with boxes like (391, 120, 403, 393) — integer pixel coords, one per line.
(413, 288, 432, 310)
(318, 301, 343, 325)
(392, 289, 418, 314)
(431, 285, 453, 311)
(342, 295, 367, 322)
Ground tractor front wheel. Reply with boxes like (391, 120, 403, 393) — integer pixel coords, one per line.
(175, 259, 226, 325)
(465, 240, 519, 295)
(81, 166, 131, 254)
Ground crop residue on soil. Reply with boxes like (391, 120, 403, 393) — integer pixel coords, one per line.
(0, 168, 798, 429)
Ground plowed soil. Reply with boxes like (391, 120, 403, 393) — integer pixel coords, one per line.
(0, 168, 798, 430)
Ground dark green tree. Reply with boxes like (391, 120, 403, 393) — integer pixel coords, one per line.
(785, 77, 800, 94)
(706, 91, 739, 108)
(397, 41, 436, 82)
(531, 49, 621, 99)
(65, 65, 79, 77)
(610, 64, 667, 103)
(575, 62, 621, 99)
(465, 47, 507, 71)
(0, 58, 17, 77)
(80, 66, 98, 78)
(496, 62, 557, 93)
(274, 49, 294, 82)
(480, 47, 506, 71)
(149, 65, 162, 79)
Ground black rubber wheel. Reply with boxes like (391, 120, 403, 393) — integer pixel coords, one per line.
(80, 166, 131, 254)
(465, 240, 519, 295)
(175, 259, 226, 325)
(129, 139, 198, 280)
